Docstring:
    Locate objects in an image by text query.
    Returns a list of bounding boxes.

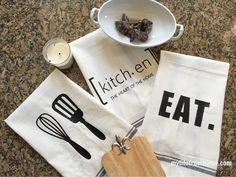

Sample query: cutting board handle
[102,136,166,177]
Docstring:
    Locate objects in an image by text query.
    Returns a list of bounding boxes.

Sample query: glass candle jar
[43,39,74,69]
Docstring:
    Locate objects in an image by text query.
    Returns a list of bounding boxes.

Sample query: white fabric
[70,29,159,127]
[140,51,229,177]
[5,69,135,177]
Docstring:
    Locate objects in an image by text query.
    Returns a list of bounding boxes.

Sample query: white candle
[43,39,74,69]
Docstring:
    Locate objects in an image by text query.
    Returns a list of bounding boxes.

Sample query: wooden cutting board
[102,136,166,177]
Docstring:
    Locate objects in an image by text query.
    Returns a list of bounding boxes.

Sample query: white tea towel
[5,69,136,177]
[70,29,159,127]
[140,51,230,177]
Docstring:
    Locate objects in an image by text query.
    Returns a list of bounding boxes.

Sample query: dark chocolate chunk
[115,14,153,43]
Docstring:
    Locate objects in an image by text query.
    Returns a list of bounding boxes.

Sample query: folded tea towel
[140,51,230,177]
[5,69,136,177]
[70,29,159,127]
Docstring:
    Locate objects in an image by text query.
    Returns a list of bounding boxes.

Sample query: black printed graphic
[208,124,215,130]
[159,91,174,118]
[89,77,108,105]
[52,93,106,140]
[172,96,190,124]
[145,48,160,64]
[158,90,213,131]
[89,48,159,105]
[36,113,91,159]
[194,99,210,127]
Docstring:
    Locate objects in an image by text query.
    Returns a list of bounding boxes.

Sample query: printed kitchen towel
[5,69,136,177]
[140,51,229,177]
[70,29,159,127]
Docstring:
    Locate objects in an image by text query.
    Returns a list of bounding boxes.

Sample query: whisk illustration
[52,93,106,140]
[36,113,91,159]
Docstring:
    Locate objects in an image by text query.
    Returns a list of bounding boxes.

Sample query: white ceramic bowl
[90,0,184,48]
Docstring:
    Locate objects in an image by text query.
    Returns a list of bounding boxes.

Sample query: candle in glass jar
[43,39,74,69]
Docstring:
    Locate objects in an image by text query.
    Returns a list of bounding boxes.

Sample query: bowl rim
[97,0,177,48]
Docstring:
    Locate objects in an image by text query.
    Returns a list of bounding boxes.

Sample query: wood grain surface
[102,136,166,177]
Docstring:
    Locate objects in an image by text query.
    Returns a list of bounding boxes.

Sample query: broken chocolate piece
[115,14,153,43]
